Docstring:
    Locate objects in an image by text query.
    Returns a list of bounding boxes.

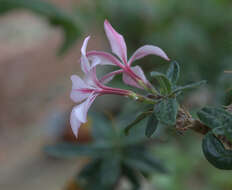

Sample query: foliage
[202,133,232,170]
[0,0,82,54]
[125,61,205,137]
[197,107,232,169]
[198,106,232,141]
[45,113,167,190]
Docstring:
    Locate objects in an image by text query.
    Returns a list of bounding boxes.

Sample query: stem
[176,107,232,149]
[128,91,158,104]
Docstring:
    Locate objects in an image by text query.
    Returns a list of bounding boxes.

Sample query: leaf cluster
[197,107,232,169]
[125,61,206,138]
[45,113,167,190]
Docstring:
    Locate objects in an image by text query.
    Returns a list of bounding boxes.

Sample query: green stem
[128,92,158,104]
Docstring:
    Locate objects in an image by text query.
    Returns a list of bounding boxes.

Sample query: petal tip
[81,36,91,56]
[104,19,110,26]
[70,75,76,81]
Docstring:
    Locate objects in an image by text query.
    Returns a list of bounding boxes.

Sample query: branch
[175,107,232,149]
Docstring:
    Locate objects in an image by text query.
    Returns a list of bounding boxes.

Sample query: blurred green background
[0,0,232,190]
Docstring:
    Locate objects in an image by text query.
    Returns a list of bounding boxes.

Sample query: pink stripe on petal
[70,92,97,138]
[123,73,142,89]
[100,69,123,84]
[71,93,97,124]
[87,51,124,68]
[128,45,170,66]
[104,20,127,64]
[123,66,148,89]
[70,90,89,103]
[89,67,106,89]
[70,75,90,102]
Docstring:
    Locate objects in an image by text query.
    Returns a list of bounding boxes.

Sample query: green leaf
[78,159,101,180]
[44,143,110,158]
[166,61,180,85]
[124,148,167,174]
[154,98,178,126]
[122,164,141,190]
[124,111,152,135]
[0,0,81,54]
[78,159,105,190]
[100,156,121,187]
[145,113,159,138]
[197,107,232,141]
[151,71,172,95]
[172,80,207,94]
[202,133,232,170]
[197,107,232,129]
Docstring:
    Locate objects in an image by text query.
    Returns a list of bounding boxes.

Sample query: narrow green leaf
[124,148,167,174]
[0,0,81,54]
[145,113,159,138]
[44,143,110,158]
[78,159,101,180]
[154,98,178,126]
[100,156,120,187]
[78,159,105,190]
[124,111,152,135]
[172,80,207,94]
[151,71,172,95]
[122,165,141,190]
[202,133,232,170]
[166,61,180,85]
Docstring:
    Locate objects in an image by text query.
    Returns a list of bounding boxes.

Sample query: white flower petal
[81,36,91,73]
[104,20,127,63]
[128,45,170,65]
[100,69,123,84]
[81,36,90,56]
[70,75,90,103]
[72,93,97,123]
[87,51,121,67]
[71,75,88,89]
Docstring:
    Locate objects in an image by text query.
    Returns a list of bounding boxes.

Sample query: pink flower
[70,66,130,138]
[86,20,170,89]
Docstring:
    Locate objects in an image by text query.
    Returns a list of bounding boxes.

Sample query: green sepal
[166,61,180,85]
[145,113,159,138]
[202,133,232,170]
[154,98,178,126]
